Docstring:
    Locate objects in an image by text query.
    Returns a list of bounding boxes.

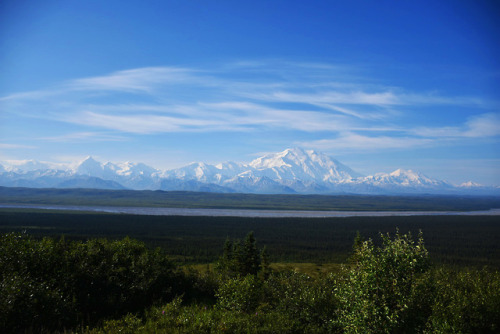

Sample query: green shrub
[264,271,340,333]
[0,233,77,332]
[428,268,500,333]
[66,236,180,321]
[216,274,263,313]
[336,230,433,333]
[0,232,183,332]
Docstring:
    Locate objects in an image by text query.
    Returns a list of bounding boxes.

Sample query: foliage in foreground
[93,231,500,334]
[0,233,188,332]
[1,231,500,333]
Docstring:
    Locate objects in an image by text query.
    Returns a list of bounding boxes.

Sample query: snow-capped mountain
[248,148,363,183]
[350,169,453,194]
[0,148,498,195]
[3,160,54,172]
[459,181,483,188]
[0,157,162,190]
[162,148,363,193]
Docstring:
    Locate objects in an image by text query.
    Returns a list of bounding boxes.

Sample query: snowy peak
[389,169,446,186]
[250,147,313,169]
[215,161,246,173]
[5,160,53,172]
[164,162,218,181]
[114,162,159,177]
[459,181,483,188]
[363,168,449,188]
[389,169,427,183]
[249,147,362,182]
[1,148,496,194]
[75,158,159,179]
[76,157,104,177]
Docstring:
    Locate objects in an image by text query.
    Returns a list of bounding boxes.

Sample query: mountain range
[1,148,498,195]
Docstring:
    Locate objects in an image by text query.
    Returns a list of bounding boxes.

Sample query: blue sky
[1,0,499,185]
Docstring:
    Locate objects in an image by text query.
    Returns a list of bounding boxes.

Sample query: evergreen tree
[215,232,265,278]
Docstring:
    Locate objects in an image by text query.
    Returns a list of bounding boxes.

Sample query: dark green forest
[1,209,499,267]
[1,230,499,333]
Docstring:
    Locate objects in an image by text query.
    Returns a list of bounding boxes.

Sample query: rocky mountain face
[0,148,497,195]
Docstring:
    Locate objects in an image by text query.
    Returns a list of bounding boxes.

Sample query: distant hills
[1,148,498,195]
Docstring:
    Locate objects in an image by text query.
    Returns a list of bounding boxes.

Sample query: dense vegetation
[2,186,499,211]
[1,209,499,267]
[1,231,499,333]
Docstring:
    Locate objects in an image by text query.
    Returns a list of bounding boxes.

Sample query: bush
[336,230,433,333]
[216,274,263,313]
[264,271,341,333]
[0,233,77,332]
[67,236,180,321]
[0,232,182,332]
[428,268,500,333]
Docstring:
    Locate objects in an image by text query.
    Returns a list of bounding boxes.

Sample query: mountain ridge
[1,148,498,195]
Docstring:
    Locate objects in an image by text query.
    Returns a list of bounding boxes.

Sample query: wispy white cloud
[412,112,500,138]
[0,143,37,149]
[300,132,433,152]
[464,113,500,137]
[69,66,202,93]
[61,102,354,134]
[41,132,127,142]
[0,89,62,102]
[1,62,496,152]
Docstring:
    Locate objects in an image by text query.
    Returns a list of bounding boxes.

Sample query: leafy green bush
[0,232,183,332]
[428,268,500,333]
[66,236,180,321]
[264,271,341,333]
[93,297,298,334]
[216,274,263,313]
[0,233,77,332]
[336,230,433,333]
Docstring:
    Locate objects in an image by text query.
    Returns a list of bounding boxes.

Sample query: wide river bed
[1,204,500,218]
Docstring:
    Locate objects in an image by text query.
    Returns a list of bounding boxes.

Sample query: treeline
[1,210,500,267]
[2,231,500,333]
[2,186,499,211]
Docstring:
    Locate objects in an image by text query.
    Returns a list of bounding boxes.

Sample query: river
[1,204,499,218]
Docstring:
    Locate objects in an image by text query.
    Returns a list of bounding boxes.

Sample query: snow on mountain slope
[163,161,248,184]
[348,169,454,194]
[115,162,159,177]
[0,148,496,194]
[163,147,363,193]
[76,157,105,177]
[222,175,296,194]
[163,162,223,183]
[4,160,54,172]
[73,157,161,189]
[459,181,483,188]
[363,169,449,187]
[249,147,363,183]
